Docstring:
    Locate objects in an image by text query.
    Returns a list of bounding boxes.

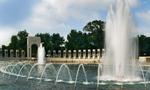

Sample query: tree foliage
[4,30,28,50]
[139,35,150,56]
[9,35,18,49]
[83,20,105,49]
[17,30,28,50]
[36,33,64,51]
[66,30,90,49]
[36,33,52,51]
[51,33,64,50]
[2,20,150,56]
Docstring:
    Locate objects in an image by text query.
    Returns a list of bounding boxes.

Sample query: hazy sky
[0,0,149,47]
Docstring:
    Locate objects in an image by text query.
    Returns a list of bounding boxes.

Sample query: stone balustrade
[2,49,102,59]
[47,49,102,59]
[21,50,26,58]
[2,49,26,58]
[4,50,8,57]
[10,49,14,57]
[46,49,102,63]
[0,48,149,64]
[1,49,102,63]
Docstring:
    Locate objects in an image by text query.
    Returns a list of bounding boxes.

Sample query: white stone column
[4,49,8,57]
[97,49,101,59]
[10,49,14,57]
[87,49,91,59]
[63,50,66,58]
[21,50,25,58]
[58,50,61,57]
[73,50,77,59]
[83,50,86,59]
[92,49,96,59]
[53,50,56,57]
[78,50,82,59]
[16,50,19,57]
[68,50,72,58]
[102,49,105,57]
[47,50,51,57]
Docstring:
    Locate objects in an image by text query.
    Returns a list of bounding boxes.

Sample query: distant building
[27,36,41,58]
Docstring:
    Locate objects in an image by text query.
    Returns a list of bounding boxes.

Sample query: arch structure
[27,36,41,58]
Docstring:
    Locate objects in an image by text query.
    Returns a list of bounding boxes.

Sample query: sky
[0,0,150,47]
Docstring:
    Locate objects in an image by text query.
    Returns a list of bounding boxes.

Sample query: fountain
[1,0,150,90]
[38,43,45,64]
[100,0,141,82]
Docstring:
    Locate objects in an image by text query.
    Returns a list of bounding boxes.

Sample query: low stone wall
[0,48,104,64]
[139,56,150,63]
[45,49,102,64]
[1,49,26,58]
[47,57,100,64]
[0,57,27,61]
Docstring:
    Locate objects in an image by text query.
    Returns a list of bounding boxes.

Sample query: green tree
[2,45,7,56]
[139,35,150,56]
[66,30,90,49]
[51,33,64,50]
[83,20,105,50]
[9,35,18,49]
[36,33,52,51]
[3,30,28,51]
[17,30,28,50]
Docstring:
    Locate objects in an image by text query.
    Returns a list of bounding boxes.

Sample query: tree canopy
[2,20,150,56]
[83,20,105,49]
[36,33,52,51]
[66,30,90,50]
[4,30,28,50]
[51,33,64,50]
[138,35,150,56]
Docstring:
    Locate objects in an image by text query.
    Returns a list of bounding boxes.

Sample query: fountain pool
[0,0,150,90]
[1,63,150,90]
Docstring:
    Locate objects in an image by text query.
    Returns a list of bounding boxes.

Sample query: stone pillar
[27,47,31,58]
[10,49,14,57]
[92,49,96,59]
[58,50,61,57]
[68,50,72,58]
[16,50,19,57]
[53,50,56,57]
[47,50,51,57]
[63,50,66,58]
[102,49,105,57]
[83,50,86,59]
[78,50,82,59]
[87,49,91,59]
[73,50,77,59]
[4,49,8,57]
[97,49,101,59]
[21,50,25,58]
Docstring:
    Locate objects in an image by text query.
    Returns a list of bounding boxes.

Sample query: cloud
[136,10,150,36]
[137,10,150,21]
[22,0,139,35]
[0,27,17,47]
[21,0,106,38]
[0,0,141,46]
[137,26,150,36]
